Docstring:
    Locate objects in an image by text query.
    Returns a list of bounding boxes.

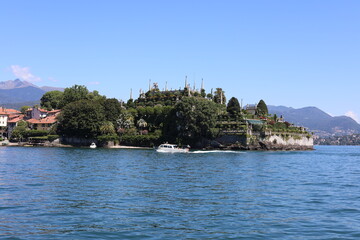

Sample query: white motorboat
[90,142,97,148]
[156,143,190,153]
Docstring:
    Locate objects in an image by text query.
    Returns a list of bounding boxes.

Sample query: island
[0,80,313,150]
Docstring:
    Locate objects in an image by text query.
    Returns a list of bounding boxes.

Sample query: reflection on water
[0,146,360,239]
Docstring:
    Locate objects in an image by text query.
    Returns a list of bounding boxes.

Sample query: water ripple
[0,146,360,239]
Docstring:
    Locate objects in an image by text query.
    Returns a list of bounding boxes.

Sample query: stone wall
[211,133,313,151]
[60,137,97,146]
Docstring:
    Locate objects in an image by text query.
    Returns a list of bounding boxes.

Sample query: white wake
[190,150,245,154]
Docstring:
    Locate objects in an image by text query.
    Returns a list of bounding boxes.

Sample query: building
[0,108,9,127]
[27,116,57,131]
[25,107,48,120]
[7,115,25,139]
[245,104,257,115]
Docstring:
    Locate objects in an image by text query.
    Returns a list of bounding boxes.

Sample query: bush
[0,137,3,141]
[24,130,48,138]
[47,135,60,142]
[120,134,161,147]
[29,136,48,141]
[97,134,119,143]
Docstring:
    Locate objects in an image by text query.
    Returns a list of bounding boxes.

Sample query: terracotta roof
[8,115,24,123]
[27,116,57,124]
[5,109,21,114]
[48,109,61,114]
[26,107,48,113]
[0,107,9,115]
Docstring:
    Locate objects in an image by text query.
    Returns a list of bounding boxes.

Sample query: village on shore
[0,79,313,150]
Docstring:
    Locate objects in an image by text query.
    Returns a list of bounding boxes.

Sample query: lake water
[1,146,360,239]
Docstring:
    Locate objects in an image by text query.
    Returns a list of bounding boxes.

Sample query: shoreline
[1,141,313,151]
[1,141,152,150]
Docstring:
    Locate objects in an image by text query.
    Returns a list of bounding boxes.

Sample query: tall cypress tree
[227,97,241,115]
[257,99,268,116]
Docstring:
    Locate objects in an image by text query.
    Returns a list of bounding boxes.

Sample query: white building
[0,108,9,127]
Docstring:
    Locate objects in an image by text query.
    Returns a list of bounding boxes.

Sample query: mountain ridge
[0,79,63,110]
[268,105,360,137]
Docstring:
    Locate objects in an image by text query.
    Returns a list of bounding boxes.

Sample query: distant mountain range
[268,105,360,137]
[0,79,64,109]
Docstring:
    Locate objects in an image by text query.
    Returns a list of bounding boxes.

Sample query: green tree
[103,98,122,125]
[57,99,106,138]
[10,120,28,141]
[137,118,148,134]
[58,85,89,108]
[88,90,106,103]
[227,97,241,115]
[20,106,31,114]
[40,90,64,110]
[99,121,116,135]
[213,88,226,105]
[169,97,219,144]
[257,99,268,116]
[116,110,135,130]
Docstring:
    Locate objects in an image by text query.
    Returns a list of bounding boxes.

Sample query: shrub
[120,134,161,147]
[47,135,60,142]
[97,134,119,143]
[24,130,49,138]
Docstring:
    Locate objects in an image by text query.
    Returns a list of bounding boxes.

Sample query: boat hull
[156,148,189,153]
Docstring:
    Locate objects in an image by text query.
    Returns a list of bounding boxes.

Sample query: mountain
[268,105,360,137]
[0,79,64,110]
[0,79,37,89]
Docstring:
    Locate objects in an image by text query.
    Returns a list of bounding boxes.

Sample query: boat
[90,142,97,148]
[156,143,190,153]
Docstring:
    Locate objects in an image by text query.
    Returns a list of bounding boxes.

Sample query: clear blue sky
[1,1,359,121]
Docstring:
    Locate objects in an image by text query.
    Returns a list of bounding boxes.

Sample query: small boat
[90,142,97,148]
[156,143,190,153]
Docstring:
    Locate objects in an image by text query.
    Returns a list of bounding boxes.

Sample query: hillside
[0,79,63,110]
[268,105,360,136]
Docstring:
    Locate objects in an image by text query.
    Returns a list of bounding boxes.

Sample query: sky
[0,1,359,122]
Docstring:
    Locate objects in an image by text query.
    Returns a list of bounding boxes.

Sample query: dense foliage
[40,91,64,110]
[35,83,308,148]
[257,99,268,116]
[167,97,220,144]
[57,99,106,138]
[227,97,241,115]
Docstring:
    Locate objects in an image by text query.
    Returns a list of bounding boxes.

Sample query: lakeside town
[0,80,313,150]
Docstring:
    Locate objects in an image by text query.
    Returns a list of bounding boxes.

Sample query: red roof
[26,107,48,113]
[27,116,57,124]
[5,108,20,114]
[8,115,24,123]
[48,109,61,114]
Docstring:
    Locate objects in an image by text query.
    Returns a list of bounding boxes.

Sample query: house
[7,115,25,139]
[27,116,57,131]
[0,107,22,138]
[25,107,48,120]
[0,107,9,127]
[245,104,257,115]
[47,109,61,117]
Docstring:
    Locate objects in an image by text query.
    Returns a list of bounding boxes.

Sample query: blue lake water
[1,146,360,239]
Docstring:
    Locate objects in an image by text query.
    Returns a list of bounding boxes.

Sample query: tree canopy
[103,98,122,126]
[213,88,226,105]
[257,99,268,116]
[58,85,89,109]
[57,99,106,138]
[227,97,241,115]
[170,97,219,144]
[40,90,64,110]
